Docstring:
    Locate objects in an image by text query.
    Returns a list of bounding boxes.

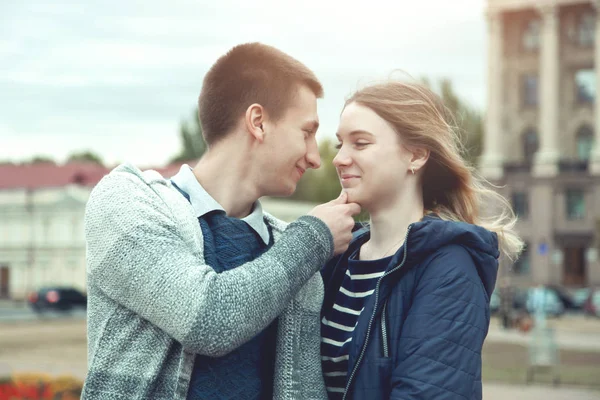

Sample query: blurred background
[1,0,600,398]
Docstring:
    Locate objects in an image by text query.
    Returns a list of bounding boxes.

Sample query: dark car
[511,287,529,310]
[545,284,581,312]
[583,288,600,318]
[523,285,582,317]
[27,287,87,312]
[573,287,592,308]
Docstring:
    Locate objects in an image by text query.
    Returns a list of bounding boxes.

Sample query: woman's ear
[410,147,430,173]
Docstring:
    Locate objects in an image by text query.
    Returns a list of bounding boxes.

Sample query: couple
[82,43,522,400]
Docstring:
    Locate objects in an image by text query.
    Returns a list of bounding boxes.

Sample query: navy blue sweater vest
[172,183,277,400]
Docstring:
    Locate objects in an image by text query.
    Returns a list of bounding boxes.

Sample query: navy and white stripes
[321,251,391,399]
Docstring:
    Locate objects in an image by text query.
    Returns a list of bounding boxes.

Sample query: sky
[2,0,487,167]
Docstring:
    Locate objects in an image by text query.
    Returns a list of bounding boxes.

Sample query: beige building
[0,162,317,300]
[482,0,600,287]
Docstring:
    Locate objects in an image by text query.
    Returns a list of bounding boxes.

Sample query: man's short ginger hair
[198,42,324,145]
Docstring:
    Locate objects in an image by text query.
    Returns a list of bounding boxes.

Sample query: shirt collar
[170,165,270,244]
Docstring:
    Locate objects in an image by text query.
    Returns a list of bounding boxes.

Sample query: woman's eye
[355,142,369,148]
[335,143,342,150]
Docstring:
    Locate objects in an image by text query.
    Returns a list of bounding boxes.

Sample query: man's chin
[267,183,296,198]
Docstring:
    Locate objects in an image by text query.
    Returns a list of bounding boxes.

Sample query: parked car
[583,287,600,318]
[573,287,592,308]
[545,284,581,312]
[489,287,529,314]
[525,287,565,317]
[489,290,500,314]
[512,287,529,310]
[27,287,87,312]
[522,284,585,317]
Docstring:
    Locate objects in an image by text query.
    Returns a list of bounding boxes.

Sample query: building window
[576,125,594,160]
[575,69,596,103]
[577,13,595,47]
[72,216,81,241]
[566,189,585,220]
[514,243,530,275]
[523,19,541,51]
[522,74,539,107]
[512,192,529,219]
[43,218,51,241]
[68,258,78,270]
[523,129,539,162]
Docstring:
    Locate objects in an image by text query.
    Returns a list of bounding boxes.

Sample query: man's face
[259,85,321,196]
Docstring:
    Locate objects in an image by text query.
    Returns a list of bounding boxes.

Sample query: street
[483,382,600,400]
[486,314,600,351]
[0,319,87,380]
[0,302,85,323]
[1,318,600,399]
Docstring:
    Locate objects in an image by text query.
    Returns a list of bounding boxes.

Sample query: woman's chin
[344,188,363,206]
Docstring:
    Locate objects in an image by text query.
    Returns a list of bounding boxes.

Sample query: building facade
[483,0,600,287]
[0,162,317,300]
[0,163,108,300]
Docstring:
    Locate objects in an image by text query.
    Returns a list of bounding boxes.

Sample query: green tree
[292,139,340,203]
[171,108,207,163]
[438,79,483,166]
[28,156,55,164]
[67,150,104,166]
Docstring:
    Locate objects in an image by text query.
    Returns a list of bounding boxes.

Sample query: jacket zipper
[381,301,389,358]
[342,224,412,400]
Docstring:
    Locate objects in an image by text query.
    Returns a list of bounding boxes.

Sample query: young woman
[320,81,523,400]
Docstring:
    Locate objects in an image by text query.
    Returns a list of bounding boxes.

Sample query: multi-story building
[0,163,109,300]
[482,0,600,287]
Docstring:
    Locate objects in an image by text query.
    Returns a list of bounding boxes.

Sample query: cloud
[1,0,487,166]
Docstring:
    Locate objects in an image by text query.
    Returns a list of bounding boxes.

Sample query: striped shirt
[321,249,391,399]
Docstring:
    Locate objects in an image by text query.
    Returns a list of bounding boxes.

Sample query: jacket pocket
[351,357,393,400]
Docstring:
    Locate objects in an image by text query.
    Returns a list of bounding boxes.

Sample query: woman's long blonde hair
[347,80,524,261]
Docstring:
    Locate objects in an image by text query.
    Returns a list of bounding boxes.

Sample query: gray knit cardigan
[81,163,331,399]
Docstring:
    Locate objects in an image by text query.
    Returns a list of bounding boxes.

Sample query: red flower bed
[0,374,82,400]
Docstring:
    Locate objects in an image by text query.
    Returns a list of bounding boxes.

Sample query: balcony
[504,162,532,174]
[487,0,587,12]
[503,160,589,175]
[558,160,588,173]
[487,0,536,11]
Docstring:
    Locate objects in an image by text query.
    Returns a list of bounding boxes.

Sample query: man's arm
[85,172,333,357]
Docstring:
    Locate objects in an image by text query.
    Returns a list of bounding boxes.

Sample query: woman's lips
[340,174,360,184]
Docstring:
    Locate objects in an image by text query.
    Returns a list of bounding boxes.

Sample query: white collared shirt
[170,165,270,245]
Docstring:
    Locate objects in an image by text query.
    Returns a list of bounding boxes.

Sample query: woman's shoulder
[320,253,343,283]
[322,224,369,267]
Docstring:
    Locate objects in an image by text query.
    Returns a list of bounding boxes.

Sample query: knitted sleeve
[84,171,333,357]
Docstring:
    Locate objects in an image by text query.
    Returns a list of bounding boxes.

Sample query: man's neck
[192,147,260,219]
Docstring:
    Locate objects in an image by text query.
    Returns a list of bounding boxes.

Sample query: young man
[82,43,360,400]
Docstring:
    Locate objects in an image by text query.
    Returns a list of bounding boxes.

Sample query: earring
[411,165,415,175]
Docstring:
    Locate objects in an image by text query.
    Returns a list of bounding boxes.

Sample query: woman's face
[334,102,414,210]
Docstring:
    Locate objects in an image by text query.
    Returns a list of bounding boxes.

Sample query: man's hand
[308,191,361,255]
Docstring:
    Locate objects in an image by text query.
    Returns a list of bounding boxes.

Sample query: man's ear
[245,104,266,143]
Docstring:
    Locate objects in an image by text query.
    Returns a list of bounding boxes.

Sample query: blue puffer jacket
[321,215,499,400]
